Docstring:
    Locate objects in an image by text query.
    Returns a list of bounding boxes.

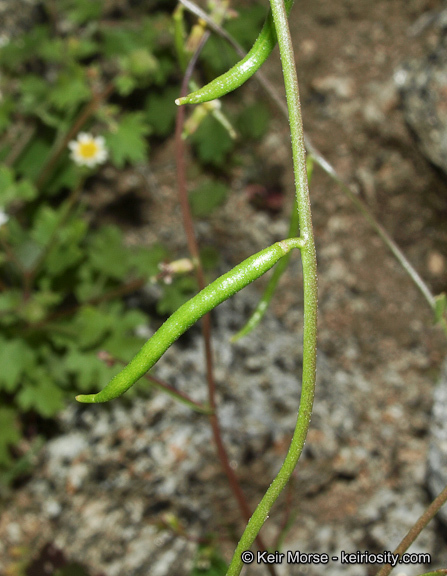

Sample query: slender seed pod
[76,239,303,404]
[175,0,295,107]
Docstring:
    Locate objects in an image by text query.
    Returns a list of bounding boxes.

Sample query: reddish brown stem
[175,34,277,576]
[375,483,447,576]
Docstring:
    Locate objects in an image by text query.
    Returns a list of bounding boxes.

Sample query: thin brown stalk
[175,29,277,576]
[375,483,447,576]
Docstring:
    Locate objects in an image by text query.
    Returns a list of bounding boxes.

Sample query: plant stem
[183,0,438,321]
[226,0,318,573]
[375,483,447,576]
[175,29,277,575]
[96,352,213,414]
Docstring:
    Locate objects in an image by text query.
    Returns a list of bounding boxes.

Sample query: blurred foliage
[191,543,228,576]
[0,0,272,484]
[189,179,228,217]
[0,0,181,474]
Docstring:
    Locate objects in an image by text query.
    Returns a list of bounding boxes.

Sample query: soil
[1,1,447,575]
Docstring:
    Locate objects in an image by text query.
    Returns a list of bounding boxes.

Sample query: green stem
[226,0,318,574]
[182,0,441,332]
[76,238,304,404]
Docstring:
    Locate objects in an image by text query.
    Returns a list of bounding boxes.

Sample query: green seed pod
[175,0,295,106]
[76,239,303,404]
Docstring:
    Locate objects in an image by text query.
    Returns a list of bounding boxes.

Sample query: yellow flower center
[79,141,98,159]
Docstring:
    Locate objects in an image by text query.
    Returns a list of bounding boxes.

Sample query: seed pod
[76,239,302,403]
[176,0,295,106]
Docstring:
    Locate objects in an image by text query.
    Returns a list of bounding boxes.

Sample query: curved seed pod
[175,0,295,106]
[76,239,303,404]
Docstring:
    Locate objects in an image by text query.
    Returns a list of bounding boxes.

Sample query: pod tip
[75,394,96,404]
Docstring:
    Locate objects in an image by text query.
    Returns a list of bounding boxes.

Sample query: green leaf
[66,0,104,24]
[49,65,91,111]
[157,276,197,316]
[17,376,65,417]
[237,102,270,140]
[145,86,179,137]
[43,218,87,276]
[19,75,49,112]
[0,408,21,467]
[0,166,37,206]
[191,544,228,576]
[0,339,36,393]
[0,290,22,325]
[105,113,150,168]
[102,308,149,360]
[31,205,60,246]
[189,180,228,217]
[130,243,168,279]
[16,178,38,202]
[200,246,220,271]
[17,290,62,324]
[0,25,50,71]
[114,74,138,97]
[103,332,147,363]
[15,137,52,180]
[37,36,66,64]
[65,348,118,392]
[120,48,158,78]
[191,116,233,166]
[225,5,267,50]
[74,266,107,302]
[87,225,129,279]
[67,37,98,60]
[14,239,43,271]
[151,55,175,86]
[100,28,140,58]
[0,97,14,135]
[46,162,82,196]
[72,306,114,349]
[199,36,237,79]
[45,244,84,276]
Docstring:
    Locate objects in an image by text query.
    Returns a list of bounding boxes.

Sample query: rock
[311,75,356,100]
[0,0,41,43]
[396,12,447,175]
[0,275,444,575]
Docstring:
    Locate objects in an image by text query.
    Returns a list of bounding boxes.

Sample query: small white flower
[68,132,108,168]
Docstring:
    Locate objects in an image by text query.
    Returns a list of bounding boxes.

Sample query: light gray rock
[396,11,447,175]
[0,279,444,575]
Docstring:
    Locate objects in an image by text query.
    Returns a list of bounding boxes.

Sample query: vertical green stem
[226,1,318,574]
